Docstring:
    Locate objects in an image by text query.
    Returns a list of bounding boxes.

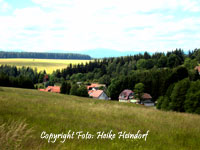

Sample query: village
[38,65,200,107]
[39,77,155,107]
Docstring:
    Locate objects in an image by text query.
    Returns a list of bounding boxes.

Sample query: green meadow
[0,87,200,150]
[0,59,91,74]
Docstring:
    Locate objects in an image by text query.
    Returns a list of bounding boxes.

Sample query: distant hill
[80,48,147,58]
[49,49,147,58]
[0,51,91,60]
[0,49,151,59]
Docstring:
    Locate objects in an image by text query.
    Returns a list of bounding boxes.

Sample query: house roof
[39,86,60,93]
[50,86,60,93]
[88,90,94,95]
[119,89,134,100]
[142,93,152,99]
[39,89,46,91]
[195,66,200,72]
[87,83,105,90]
[90,90,103,98]
[46,86,53,92]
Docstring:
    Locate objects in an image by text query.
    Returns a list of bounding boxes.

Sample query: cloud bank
[0,0,200,52]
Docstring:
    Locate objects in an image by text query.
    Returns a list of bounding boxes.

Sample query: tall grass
[0,119,42,150]
[0,87,200,149]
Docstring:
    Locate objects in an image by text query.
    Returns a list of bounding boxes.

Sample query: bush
[70,84,79,95]
[77,85,89,97]
[170,78,190,112]
[69,84,89,97]
[156,96,170,110]
[184,80,200,114]
[156,96,164,109]
[161,97,170,110]
[60,81,71,94]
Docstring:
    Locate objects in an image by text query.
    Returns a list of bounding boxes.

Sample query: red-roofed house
[89,90,109,100]
[195,66,200,75]
[39,86,60,93]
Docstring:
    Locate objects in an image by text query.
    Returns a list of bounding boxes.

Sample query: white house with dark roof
[119,89,154,106]
[118,89,139,103]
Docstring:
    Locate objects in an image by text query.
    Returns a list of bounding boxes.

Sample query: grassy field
[0,87,200,150]
[0,58,91,73]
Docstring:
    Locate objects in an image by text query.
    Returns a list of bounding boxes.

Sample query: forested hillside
[52,48,200,114]
[0,51,91,60]
[1,48,200,114]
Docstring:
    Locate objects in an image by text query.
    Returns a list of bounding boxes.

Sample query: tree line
[0,65,49,89]
[0,51,91,60]
[54,49,198,80]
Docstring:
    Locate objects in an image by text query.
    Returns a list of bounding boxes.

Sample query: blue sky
[0,0,200,53]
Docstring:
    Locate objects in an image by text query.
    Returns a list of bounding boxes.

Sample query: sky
[0,0,200,53]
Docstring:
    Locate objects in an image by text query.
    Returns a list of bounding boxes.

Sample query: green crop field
[0,87,200,150]
[0,58,91,73]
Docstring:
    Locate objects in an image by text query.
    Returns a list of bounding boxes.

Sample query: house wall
[130,99,139,103]
[141,100,155,107]
[144,103,155,107]
[99,92,109,100]
[119,99,129,103]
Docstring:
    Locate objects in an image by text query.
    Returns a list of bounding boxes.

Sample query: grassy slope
[0,87,200,150]
[0,59,91,73]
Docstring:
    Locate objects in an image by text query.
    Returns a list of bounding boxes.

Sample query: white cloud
[31,0,200,13]
[32,0,73,8]
[0,0,200,52]
[0,0,10,12]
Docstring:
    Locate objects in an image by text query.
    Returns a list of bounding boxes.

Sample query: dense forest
[0,48,200,114]
[52,48,200,114]
[0,51,91,60]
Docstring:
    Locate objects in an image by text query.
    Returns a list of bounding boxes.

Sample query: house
[195,66,200,75]
[89,90,109,100]
[118,89,139,103]
[39,86,60,93]
[87,83,106,90]
[140,93,154,106]
[142,93,152,100]
[119,90,154,106]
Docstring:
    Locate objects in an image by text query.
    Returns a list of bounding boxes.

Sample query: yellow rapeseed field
[0,58,91,73]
